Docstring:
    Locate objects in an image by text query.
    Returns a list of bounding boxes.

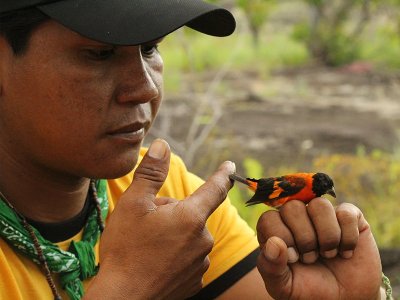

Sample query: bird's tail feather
[229,173,252,186]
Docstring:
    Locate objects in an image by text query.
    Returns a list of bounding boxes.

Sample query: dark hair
[0,8,49,55]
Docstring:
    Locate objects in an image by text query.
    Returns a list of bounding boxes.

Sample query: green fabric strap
[0,180,109,300]
[382,272,393,300]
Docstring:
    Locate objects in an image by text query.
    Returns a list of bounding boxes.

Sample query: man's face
[0,20,164,179]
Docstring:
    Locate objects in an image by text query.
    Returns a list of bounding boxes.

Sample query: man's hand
[85,139,235,299]
[256,199,382,300]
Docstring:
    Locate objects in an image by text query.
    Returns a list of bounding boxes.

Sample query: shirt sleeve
[187,249,260,300]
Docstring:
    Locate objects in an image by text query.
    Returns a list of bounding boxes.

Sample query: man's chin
[106,159,139,179]
[87,152,140,180]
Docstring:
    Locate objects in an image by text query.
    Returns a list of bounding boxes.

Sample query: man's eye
[141,44,159,56]
[86,48,115,60]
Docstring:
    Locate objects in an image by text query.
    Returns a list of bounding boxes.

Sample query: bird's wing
[271,175,306,199]
[245,177,275,205]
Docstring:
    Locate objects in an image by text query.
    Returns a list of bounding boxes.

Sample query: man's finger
[307,198,341,258]
[121,139,171,211]
[281,200,319,263]
[256,210,299,263]
[257,210,294,245]
[185,161,235,220]
[335,203,367,257]
[257,236,293,299]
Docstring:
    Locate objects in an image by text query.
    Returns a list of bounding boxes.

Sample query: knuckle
[203,256,211,273]
[297,236,317,253]
[320,231,341,249]
[256,210,278,232]
[280,200,305,216]
[280,200,308,222]
[256,212,268,232]
[340,235,358,251]
[256,211,294,245]
[308,197,333,214]
[200,230,214,254]
[285,199,306,210]
[175,204,206,233]
[135,164,168,183]
[336,208,356,226]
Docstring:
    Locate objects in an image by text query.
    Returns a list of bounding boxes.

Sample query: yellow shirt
[0,149,258,299]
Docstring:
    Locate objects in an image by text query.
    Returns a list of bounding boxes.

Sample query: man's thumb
[257,237,293,299]
[123,139,171,209]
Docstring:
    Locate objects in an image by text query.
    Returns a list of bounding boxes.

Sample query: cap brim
[37,0,236,45]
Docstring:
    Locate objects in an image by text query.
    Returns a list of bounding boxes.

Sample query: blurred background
[147,0,400,294]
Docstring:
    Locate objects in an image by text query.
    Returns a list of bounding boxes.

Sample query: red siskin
[229,172,336,208]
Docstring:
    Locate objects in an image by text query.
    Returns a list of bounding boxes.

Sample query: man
[0,0,384,299]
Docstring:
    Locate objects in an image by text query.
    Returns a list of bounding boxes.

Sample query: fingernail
[323,249,338,258]
[228,161,236,174]
[341,250,353,259]
[148,139,168,159]
[222,161,236,174]
[264,238,280,261]
[287,247,299,264]
[302,251,318,264]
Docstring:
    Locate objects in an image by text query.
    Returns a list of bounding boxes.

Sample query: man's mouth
[107,122,148,142]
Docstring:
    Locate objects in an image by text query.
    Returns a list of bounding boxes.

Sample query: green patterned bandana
[0,180,109,300]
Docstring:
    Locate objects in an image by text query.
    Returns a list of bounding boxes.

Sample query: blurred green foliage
[161,29,309,91]
[160,0,400,87]
[314,149,400,248]
[236,0,275,46]
[360,24,400,69]
[229,150,400,248]
[294,0,371,66]
[291,21,361,66]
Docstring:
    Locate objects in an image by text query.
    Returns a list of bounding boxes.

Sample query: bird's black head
[312,173,336,198]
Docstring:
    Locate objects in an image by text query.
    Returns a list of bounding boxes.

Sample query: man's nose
[115,52,160,104]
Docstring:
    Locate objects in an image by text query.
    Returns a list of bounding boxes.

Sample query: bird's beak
[326,187,336,198]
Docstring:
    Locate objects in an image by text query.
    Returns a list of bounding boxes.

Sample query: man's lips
[107,122,149,140]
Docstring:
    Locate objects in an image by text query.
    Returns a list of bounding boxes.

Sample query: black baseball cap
[0,0,236,45]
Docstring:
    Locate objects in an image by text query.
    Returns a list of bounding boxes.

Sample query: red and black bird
[229,172,336,208]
